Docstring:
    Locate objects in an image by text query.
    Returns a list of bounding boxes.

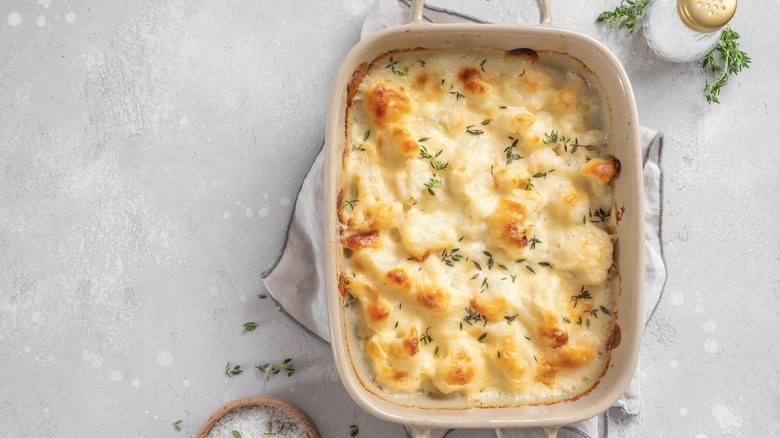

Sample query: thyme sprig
[703,25,751,104]
[350,425,360,437]
[256,358,295,381]
[243,322,259,332]
[505,137,522,165]
[418,144,449,196]
[173,420,183,431]
[344,292,357,308]
[595,0,649,33]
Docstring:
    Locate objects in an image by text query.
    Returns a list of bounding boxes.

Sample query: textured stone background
[1,0,777,437]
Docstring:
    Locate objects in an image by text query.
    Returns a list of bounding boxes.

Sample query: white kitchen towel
[262,1,666,436]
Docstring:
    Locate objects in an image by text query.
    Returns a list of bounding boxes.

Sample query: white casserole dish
[323,1,644,436]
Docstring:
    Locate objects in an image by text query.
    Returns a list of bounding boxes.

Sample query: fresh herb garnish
[256,358,295,381]
[173,420,183,431]
[258,294,267,299]
[243,322,259,332]
[477,332,488,343]
[351,143,366,152]
[441,248,463,266]
[344,292,357,308]
[529,236,542,249]
[703,25,751,104]
[418,144,449,196]
[538,262,553,269]
[464,306,488,326]
[419,327,434,345]
[595,0,649,33]
[465,125,484,135]
[590,207,612,223]
[562,315,571,324]
[225,362,243,378]
[571,286,593,308]
[543,130,559,145]
[264,421,285,436]
[386,56,406,76]
[480,59,487,72]
[449,90,465,100]
[504,314,519,323]
[232,431,242,438]
[504,137,522,165]
[342,199,359,211]
[350,424,360,437]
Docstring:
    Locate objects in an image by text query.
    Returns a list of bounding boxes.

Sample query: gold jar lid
[677,0,737,33]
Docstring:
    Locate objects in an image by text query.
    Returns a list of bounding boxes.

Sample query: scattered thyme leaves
[441,248,463,266]
[420,327,434,345]
[256,358,295,381]
[243,322,259,332]
[225,362,243,378]
[342,199,359,211]
[570,286,593,308]
[344,292,357,308]
[504,314,519,323]
[464,306,488,326]
[385,56,406,76]
[350,424,360,437]
[173,420,182,431]
[264,420,285,436]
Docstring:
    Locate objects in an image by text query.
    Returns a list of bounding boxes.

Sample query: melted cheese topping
[339,48,620,406]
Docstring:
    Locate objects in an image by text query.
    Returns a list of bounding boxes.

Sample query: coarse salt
[207,405,308,438]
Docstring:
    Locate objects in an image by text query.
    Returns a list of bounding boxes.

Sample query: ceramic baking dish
[323,1,644,436]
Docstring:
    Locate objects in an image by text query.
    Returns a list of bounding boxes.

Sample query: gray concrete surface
[1,0,777,437]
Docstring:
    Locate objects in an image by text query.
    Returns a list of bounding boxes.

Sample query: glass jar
[643,0,737,63]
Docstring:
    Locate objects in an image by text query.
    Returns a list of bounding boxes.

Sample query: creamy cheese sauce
[339,48,620,406]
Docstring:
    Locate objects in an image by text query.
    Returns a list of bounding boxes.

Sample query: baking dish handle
[409,0,552,25]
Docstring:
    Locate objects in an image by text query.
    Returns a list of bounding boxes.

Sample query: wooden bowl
[197,395,321,438]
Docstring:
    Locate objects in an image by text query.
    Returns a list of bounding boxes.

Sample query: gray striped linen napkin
[262,1,666,436]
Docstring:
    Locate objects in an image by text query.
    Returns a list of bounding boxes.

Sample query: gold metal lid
[677,0,737,33]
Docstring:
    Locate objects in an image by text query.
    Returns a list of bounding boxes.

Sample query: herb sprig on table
[596,1,750,103]
[702,25,751,103]
[596,0,650,33]
[256,358,295,381]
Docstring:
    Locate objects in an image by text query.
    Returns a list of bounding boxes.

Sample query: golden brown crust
[341,230,380,250]
[457,67,490,94]
[582,156,621,183]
